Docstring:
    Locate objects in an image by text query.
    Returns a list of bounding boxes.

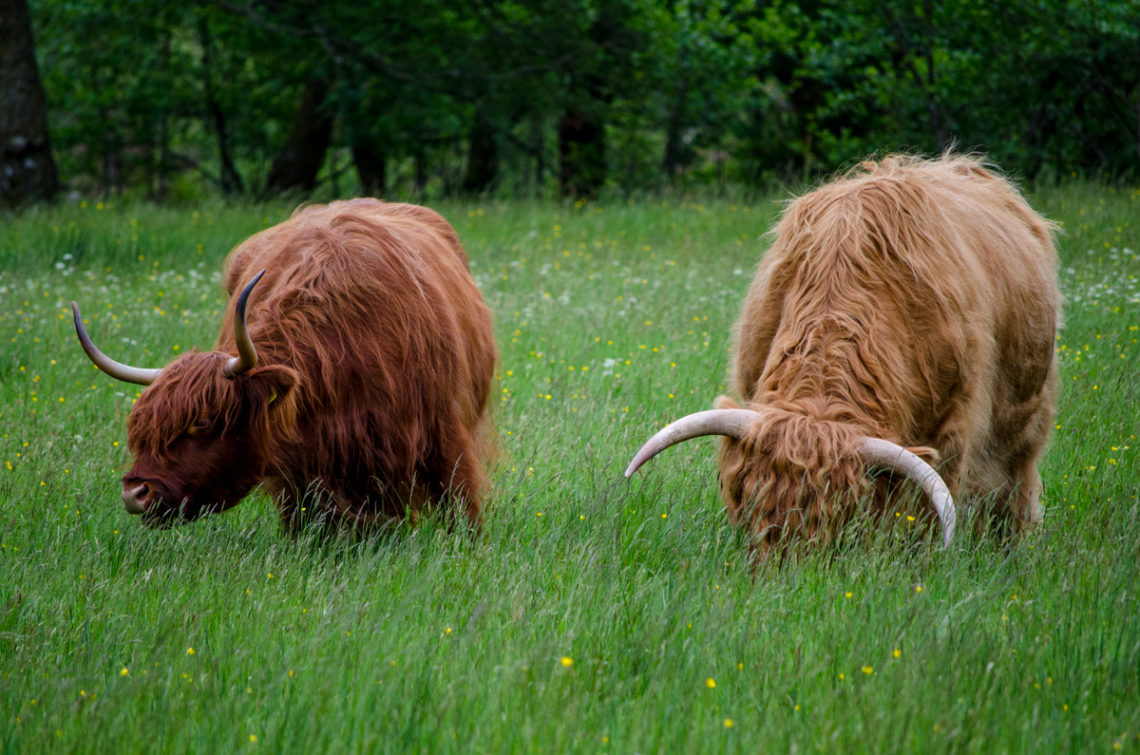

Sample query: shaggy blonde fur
[719,154,1060,552]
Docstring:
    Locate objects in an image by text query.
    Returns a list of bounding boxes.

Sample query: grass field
[1,183,1138,753]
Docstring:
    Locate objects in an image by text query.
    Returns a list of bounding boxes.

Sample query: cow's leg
[434,434,487,528]
[273,481,346,536]
[1002,433,1048,532]
[1012,465,1045,529]
[449,451,486,528]
[273,488,304,536]
[999,369,1056,533]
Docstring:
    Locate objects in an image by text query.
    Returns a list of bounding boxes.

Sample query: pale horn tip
[70,300,162,385]
[624,409,761,480]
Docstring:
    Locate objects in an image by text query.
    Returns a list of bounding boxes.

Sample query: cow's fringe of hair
[716,401,942,554]
[128,352,300,465]
[717,402,869,550]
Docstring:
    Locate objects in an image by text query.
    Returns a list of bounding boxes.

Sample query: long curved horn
[860,437,956,546]
[223,269,265,377]
[624,408,762,478]
[71,302,163,385]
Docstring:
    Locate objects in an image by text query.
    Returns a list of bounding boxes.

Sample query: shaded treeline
[17,0,1140,203]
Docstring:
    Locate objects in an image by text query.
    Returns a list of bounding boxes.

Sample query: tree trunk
[461,107,499,196]
[352,139,387,197]
[265,77,333,195]
[0,0,59,208]
[662,90,691,180]
[200,17,243,195]
[558,108,605,198]
[413,148,428,195]
[530,113,545,192]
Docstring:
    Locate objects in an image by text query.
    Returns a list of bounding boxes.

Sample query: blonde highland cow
[627,154,1061,555]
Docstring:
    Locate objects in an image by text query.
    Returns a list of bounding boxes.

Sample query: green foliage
[1,189,1138,750]
[26,0,1140,200]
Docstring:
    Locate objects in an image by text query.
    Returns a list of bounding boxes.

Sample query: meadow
[1,183,1137,753]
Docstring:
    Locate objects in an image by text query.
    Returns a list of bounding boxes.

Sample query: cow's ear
[714,395,740,410]
[246,364,299,411]
[243,365,300,455]
[906,444,941,467]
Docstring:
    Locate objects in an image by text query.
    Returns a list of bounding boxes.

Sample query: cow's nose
[121,482,151,514]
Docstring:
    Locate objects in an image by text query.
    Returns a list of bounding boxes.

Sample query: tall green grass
[1,188,1137,753]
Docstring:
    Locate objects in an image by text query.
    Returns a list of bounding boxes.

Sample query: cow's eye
[186,419,212,436]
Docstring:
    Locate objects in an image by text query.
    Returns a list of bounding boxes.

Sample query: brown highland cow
[627,154,1061,553]
[73,199,497,532]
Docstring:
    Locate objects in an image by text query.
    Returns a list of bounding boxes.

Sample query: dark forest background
[4,0,1139,207]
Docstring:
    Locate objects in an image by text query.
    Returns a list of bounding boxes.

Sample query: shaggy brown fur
[718,154,1060,553]
[124,199,497,531]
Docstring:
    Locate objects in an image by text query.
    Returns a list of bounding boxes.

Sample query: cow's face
[716,428,876,555]
[121,353,298,526]
[122,430,263,526]
[626,393,953,555]
[713,397,945,554]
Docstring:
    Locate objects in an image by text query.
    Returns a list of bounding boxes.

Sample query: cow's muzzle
[121,481,152,514]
